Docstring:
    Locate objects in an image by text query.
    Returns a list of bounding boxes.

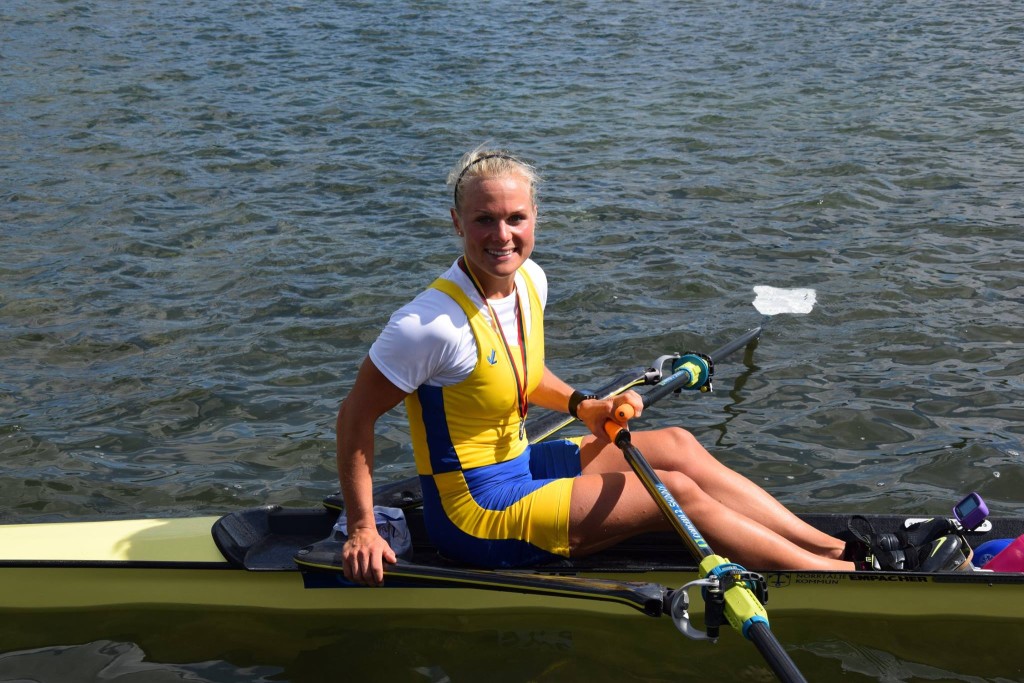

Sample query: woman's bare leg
[568,467,852,570]
[574,428,849,563]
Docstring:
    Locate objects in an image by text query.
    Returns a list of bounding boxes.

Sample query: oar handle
[603,404,636,442]
[603,420,625,442]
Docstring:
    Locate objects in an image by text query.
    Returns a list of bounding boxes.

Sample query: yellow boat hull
[2,511,1022,620]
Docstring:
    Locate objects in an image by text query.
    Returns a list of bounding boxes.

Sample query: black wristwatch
[568,390,599,419]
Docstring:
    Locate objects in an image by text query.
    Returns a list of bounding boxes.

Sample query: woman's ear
[450,207,463,236]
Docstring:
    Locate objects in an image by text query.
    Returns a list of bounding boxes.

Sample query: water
[2,0,1022,680]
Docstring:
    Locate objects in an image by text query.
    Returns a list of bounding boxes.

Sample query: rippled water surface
[2,0,1022,681]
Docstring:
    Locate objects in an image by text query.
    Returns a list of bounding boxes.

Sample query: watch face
[954,493,988,530]
[955,496,978,516]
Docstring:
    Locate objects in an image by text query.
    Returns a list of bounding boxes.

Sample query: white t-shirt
[369,259,547,393]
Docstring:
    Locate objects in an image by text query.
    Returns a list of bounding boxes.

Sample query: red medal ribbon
[457,258,529,440]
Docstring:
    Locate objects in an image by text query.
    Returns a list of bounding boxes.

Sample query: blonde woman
[337,147,861,586]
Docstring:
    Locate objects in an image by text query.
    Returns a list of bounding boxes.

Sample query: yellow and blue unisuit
[404,270,581,568]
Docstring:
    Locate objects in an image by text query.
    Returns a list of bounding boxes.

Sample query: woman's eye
[472,213,528,228]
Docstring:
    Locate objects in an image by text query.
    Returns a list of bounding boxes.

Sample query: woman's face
[451,174,536,298]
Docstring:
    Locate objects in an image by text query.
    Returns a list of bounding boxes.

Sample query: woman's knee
[657,469,702,500]
[639,426,699,449]
[664,425,699,447]
[636,427,708,468]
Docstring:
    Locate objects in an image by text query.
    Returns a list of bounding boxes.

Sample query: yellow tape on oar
[699,555,770,639]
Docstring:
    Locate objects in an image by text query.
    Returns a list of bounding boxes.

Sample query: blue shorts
[527,437,585,479]
[420,438,584,568]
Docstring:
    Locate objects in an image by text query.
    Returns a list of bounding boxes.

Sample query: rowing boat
[3,318,1021,683]
[2,476,1022,621]
[2,323,1022,625]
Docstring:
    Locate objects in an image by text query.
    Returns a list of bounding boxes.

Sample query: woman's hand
[576,390,644,439]
[342,526,398,586]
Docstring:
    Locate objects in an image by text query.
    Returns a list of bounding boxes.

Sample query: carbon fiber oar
[600,322,810,682]
[639,325,762,407]
[604,409,806,683]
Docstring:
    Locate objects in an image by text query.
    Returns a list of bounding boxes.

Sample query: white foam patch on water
[752,286,817,315]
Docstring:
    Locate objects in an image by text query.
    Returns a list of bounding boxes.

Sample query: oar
[531,323,764,442]
[296,550,671,616]
[597,288,819,683]
[537,285,814,433]
[599,287,817,681]
[604,408,807,683]
[638,324,761,408]
[325,326,763,514]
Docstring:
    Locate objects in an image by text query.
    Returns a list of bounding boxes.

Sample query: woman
[338,147,858,586]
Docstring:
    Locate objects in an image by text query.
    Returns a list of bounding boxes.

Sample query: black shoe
[848,516,911,570]
[915,534,973,572]
[895,517,960,547]
[848,516,962,571]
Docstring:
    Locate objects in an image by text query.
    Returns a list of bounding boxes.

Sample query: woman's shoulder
[371,282,474,392]
[388,286,469,335]
[521,257,545,281]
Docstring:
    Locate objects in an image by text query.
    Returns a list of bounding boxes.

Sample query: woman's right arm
[336,356,409,586]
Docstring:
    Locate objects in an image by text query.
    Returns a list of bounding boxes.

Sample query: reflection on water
[1,608,1020,683]
[0,640,281,683]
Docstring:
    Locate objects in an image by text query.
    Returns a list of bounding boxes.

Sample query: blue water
[2,1,1022,680]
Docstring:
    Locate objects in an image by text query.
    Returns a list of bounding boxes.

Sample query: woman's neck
[458,257,516,299]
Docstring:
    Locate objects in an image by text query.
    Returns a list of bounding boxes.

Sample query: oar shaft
[607,420,806,683]
[707,324,763,362]
[604,419,713,561]
[536,326,761,441]
[748,622,808,683]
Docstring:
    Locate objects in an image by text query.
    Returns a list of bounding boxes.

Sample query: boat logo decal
[767,573,844,587]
